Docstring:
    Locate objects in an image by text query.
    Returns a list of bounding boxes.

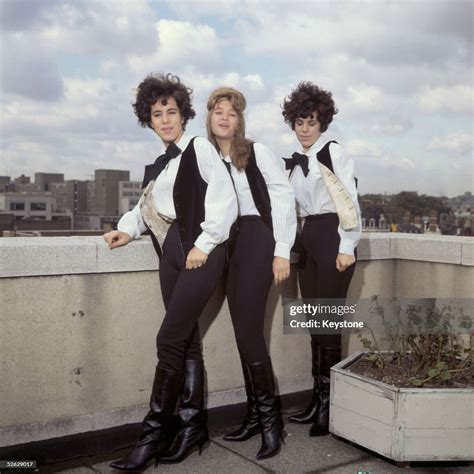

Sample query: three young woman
[206,87,296,459]
[282,82,360,436]
[104,74,237,470]
[105,74,359,469]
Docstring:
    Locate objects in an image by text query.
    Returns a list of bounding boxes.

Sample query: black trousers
[226,216,275,363]
[157,222,227,372]
[298,213,356,348]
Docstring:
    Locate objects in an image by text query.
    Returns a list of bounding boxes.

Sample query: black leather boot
[289,339,320,423]
[110,365,181,471]
[159,359,209,463]
[309,346,341,437]
[247,359,284,460]
[223,355,260,442]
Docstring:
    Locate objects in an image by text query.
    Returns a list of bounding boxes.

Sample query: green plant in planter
[357,296,473,388]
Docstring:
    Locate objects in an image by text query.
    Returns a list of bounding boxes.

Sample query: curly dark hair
[132,73,196,129]
[282,82,338,132]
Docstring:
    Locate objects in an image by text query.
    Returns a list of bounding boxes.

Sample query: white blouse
[117,134,238,255]
[288,134,361,255]
[223,142,296,260]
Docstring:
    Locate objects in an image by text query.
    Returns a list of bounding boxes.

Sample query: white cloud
[419,85,474,113]
[346,84,385,112]
[235,1,471,68]
[370,115,413,136]
[37,0,157,56]
[64,78,113,101]
[128,20,220,75]
[346,139,382,159]
[428,132,473,155]
[165,0,241,19]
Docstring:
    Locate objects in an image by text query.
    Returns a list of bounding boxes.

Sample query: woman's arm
[254,143,296,283]
[254,143,297,260]
[193,137,238,255]
[117,201,148,241]
[103,201,147,249]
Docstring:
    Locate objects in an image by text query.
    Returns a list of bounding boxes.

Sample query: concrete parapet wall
[0,233,472,447]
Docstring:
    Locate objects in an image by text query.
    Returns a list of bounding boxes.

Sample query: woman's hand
[186,246,208,269]
[273,256,290,285]
[336,253,356,272]
[103,230,132,249]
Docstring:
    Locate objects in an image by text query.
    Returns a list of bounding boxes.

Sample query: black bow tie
[283,152,310,177]
[155,142,182,166]
[141,142,182,188]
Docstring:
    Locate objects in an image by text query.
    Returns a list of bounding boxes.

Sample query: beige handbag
[317,161,358,230]
[139,180,171,248]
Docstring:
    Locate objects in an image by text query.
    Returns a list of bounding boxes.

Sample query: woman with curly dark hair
[282,82,360,436]
[206,87,296,460]
[104,73,237,470]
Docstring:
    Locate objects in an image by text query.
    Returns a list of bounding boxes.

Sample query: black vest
[316,140,358,188]
[316,140,337,172]
[141,138,208,259]
[244,144,273,231]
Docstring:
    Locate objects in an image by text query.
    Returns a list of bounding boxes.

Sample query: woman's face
[210,99,239,142]
[294,112,321,151]
[150,97,184,145]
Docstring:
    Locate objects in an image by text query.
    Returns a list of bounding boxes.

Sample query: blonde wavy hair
[206,87,252,170]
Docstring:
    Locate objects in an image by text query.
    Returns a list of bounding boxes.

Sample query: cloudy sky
[0,0,472,196]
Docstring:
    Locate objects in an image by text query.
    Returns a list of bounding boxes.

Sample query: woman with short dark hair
[282,81,361,436]
[206,87,296,460]
[104,73,237,470]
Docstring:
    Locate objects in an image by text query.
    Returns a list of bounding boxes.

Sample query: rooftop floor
[36,418,472,474]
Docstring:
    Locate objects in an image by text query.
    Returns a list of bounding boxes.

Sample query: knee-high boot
[289,338,320,423]
[223,355,260,441]
[110,365,182,471]
[247,359,284,460]
[309,346,341,437]
[159,359,209,463]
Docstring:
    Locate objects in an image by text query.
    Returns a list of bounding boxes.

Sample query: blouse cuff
[194,232,217,255]
[338,240,355,256]
[117,223,141,241]
[274,241,290,260]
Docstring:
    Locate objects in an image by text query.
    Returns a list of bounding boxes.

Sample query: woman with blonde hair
[206,87,296,459]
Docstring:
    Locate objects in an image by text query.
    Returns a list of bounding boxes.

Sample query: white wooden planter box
[329,351,474,462]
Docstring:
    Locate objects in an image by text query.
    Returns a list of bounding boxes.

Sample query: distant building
[0,191,72,234]
[73,213,121,231]
[444,192,474,213]
[35,172,64,191]
[86,180,95,213]
[428,209,440,234]
[94,170,130,215]
[49,183,68,211]
[15,174,30,184]
[396,223,422,234]
[118,181,142,215]
[0,176,11,192]
[69,180,88,213]
[49,180,88,213]
[360,200,389,232]
[1,175,41,193]
[378,213,388,230]
[0,192,54,220]
[454,211,473,236]
[0,213,15,233]
[13,182,41,193]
